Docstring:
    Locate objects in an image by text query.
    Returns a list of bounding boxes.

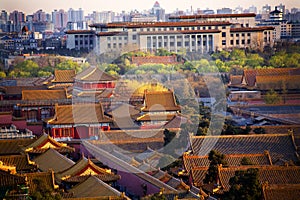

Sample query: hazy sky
[1,0,300,14]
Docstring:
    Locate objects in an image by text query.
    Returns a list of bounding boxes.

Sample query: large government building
[66,13,274,54]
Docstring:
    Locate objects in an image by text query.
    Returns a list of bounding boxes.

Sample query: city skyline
[1,0,300,14]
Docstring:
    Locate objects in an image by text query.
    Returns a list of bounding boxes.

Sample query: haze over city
[2,0,300,13]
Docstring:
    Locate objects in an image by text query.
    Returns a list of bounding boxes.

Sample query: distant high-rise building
[33,9,47,22]
[276,3,286,16]
[151,1,165,22]
[52,9,68,30]
[0,10,8,24]
[9,10,25,32]
[68,8,84,23]
[261,4,271,14]
[9,10,25,25]
[261,4,271,20]
[233,6,243,14]
[217,8,232,14]
[248,5,257,14]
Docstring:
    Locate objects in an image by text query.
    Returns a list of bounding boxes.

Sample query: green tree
[31,179,61,200]
[264,89,281,104]
[56,59,82,72]
[163,129,176,146]
[223,168,262,200]
[9,60,39,77]
[240,157,254,165]
[253,127,266,134]
[0,71,6,78]
[203,150,227,184]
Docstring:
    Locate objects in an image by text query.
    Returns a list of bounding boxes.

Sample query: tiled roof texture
[191,166,300,191]
[191,134,299,164]
[24,134,73,151]
[183,153,272,173]
[256,75,300,90]
[218,166,300,192]
[63,174,120,183]
[33,148,75,173]
[0,170,26,187]
[98,129,164,142]
[3,85,47,95]
[137,113,176,121]
[0,154,37,172]
[75,66,117,82]
[66,176,124,198]
[52,69,76,83]
[262,184,300,200]
[0,138,36,155]
[47,103,112,125]
[229,75,243,85]
[142,90,180,112]
[56,157,114,181]
[23,171,58,193]
[243,68,294,87]
[22,89,68,100]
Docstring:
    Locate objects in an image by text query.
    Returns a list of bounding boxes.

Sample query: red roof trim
[230,26,274,32]
[169,13,256,19]
[90,21,232,28]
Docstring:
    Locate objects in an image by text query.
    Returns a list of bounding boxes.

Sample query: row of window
[222,39,252,46]
[130,25,225,32]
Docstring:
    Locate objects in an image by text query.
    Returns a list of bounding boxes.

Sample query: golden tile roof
[56,157,114,181]
[75,66,118,82]
[22,89,68,100]
[33,148,75,173]
[52,69,76,83]
[66,176,125,199]
[141,90,180,112]
[46,103,112,125]
[0,154,37,172]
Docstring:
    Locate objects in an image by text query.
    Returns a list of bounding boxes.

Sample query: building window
[222,26,226,29]
[132,28,136,32]
[203,27,206,30]
[140,28,144,31]
[246,23,249,27]
[242,33,245,37]
[147,28,150,31]
[247,33,251,37]
[208,26,211,29]
[236,33,239,37]
[242,40,245,44]
[222,40,226,45]
[132,35,137,40]
[236,40,239,45]
[113,37,116,40]
[177,27,182,30]
[222,32,226,37]
[230,40,234,45]
[247,39,251,44]
[177,41,182,46]
[119,37,122,40]
[119,43,122,48]
[185,41,189,46]
[107,43,111,48]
